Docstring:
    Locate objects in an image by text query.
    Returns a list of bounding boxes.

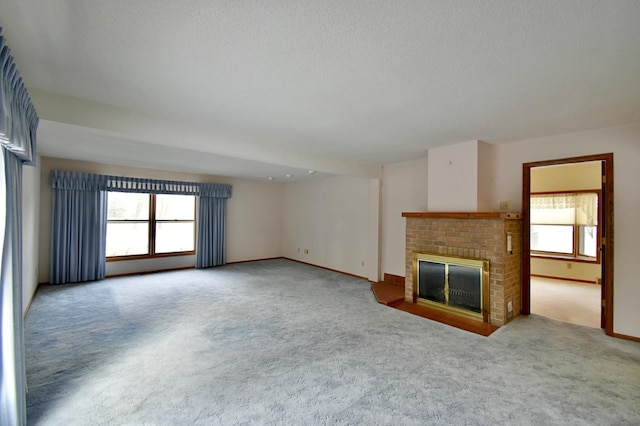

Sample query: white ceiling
[1,1,639,181]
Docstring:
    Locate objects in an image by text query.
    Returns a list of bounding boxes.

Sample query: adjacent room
[1,1,639,424]
[529,161,603,329]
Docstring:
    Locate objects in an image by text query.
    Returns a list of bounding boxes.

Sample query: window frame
[106,192,196,261]
[530,190,601,264]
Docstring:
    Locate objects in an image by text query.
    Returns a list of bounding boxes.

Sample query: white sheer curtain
[530,193,598,225]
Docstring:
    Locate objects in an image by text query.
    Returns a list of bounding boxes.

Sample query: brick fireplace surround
[403,212,522,326]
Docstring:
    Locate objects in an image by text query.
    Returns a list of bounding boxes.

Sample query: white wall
[427,140,494,212]
[22,160,41,314]
[226,178,283,263]
[282,176,375,280]
[531,258,600,283]
[477,140,495,211]
[427,140,479,211]
[530,161,602,192]
[380,158,429,277]
[38,157,283,281]
[493,123,640,337]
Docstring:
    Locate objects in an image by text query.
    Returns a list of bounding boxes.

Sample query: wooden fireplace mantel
[401,211,522,220]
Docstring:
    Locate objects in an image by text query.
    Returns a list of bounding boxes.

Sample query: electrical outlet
[499,201,509,210]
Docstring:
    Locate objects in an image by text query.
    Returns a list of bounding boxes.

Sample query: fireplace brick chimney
[403,212,522,326]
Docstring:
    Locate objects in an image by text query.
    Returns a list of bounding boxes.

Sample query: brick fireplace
[403,212,522,326]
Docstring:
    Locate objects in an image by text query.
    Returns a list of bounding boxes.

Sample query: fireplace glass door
[414,253,489,321]
[448,265,481,313]
[418,261,446,304]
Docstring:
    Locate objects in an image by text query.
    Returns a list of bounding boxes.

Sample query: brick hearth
[402,212,522,326]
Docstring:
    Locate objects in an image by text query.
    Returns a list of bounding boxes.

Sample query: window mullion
[149,193,156,256]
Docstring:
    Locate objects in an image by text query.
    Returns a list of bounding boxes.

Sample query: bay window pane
[530,224,574,254]
[579,225,598,257]
[156,222,195,253]
[106,223,149,256]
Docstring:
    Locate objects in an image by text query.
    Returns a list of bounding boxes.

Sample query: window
[530,224,574,254]
[155,194,196,254]
[530,192,599,261]
[579,225,598,257]
[106,192,195,259]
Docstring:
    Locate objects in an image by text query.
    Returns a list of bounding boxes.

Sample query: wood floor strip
[371,281,498,337]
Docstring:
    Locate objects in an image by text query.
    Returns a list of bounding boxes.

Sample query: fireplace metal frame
[412,252,490,323]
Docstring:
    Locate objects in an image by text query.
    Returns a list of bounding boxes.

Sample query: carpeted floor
[531,277,601,328]
[24,259,640,425]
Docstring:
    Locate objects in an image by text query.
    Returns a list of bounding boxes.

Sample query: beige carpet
[530,276,601,329]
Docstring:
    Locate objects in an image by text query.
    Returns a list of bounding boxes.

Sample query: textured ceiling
[1,1,639,180]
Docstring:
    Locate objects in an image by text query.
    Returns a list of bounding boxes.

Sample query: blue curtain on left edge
[1,27,39,426]
[50,171,108,284]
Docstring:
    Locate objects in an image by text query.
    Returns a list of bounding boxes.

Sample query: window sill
[531,253,599,264]
[107,251,196,262]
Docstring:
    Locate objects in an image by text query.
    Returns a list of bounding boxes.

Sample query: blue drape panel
[195,183,231,268]
[196,196,227,268]
[1,27,37,426]
[0,150,27,426]
[50,171,108,284]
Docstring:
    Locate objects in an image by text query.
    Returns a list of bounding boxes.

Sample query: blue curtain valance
[51,170,232,198]
[0,29,39,165]
[106,176,200,195]
[51,170,108,191]
[200,183,232,198]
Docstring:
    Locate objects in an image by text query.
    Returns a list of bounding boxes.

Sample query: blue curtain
[50,171,108,284]
[1,151,27,426]
[50,172,233,273]
[1,27,38,426]
[196,184,231,268]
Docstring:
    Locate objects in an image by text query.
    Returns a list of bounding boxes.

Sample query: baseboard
[284,258,368,281]
[612,332,640,343]
[23,283,41,318]
[227,257,283,265]
[530,274,598,284]
[383,273,405,286]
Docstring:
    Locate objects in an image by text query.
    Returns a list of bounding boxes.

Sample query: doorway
[521,153,614,335]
